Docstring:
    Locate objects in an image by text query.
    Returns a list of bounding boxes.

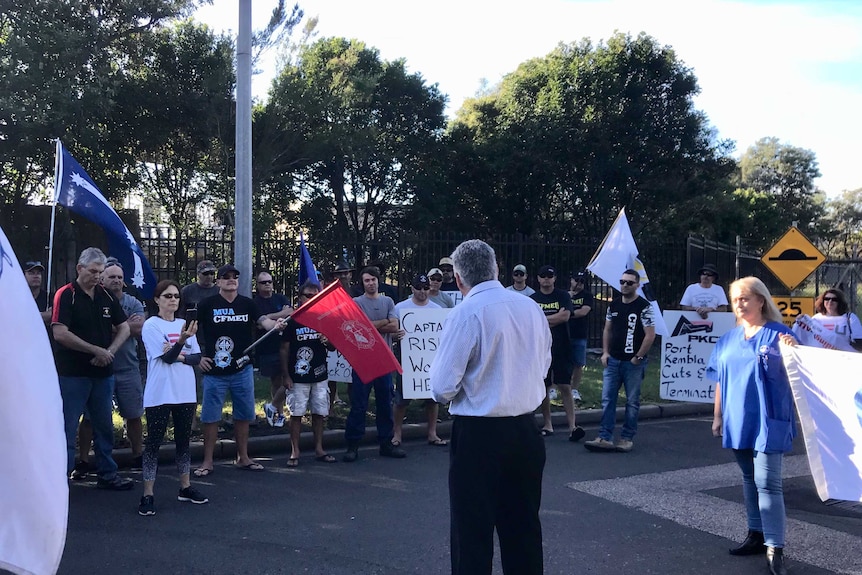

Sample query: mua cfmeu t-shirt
[196,294,263,375]
[141,316,200,407]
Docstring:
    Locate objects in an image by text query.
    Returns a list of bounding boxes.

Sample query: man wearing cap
[343,266,405,462]
[254,270,293,428]
[332,260,354,292]
[427,267,454,308]
[531,265,583,441]
[507,264,535,296]
[193,264,287,475]
[567,271,594,402]
[430,240,551,575]
[680,263,728,319]
[181,260,220,313]
[392,274,447,447]
[24,260,51,325]
[438,257,461,305]
[51,247,133,490]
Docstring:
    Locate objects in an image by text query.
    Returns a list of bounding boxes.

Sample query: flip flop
[540,429,554,437]
[235,462,265,471]
[315,454,337,463]
[428,438,448,446]
[193,467,214,477]
[287,458,299,467]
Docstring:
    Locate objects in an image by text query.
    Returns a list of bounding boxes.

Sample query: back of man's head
[451,240,497,290]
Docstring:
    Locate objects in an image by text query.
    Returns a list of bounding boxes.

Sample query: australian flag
[298,232,320,288]
[54,141,157,297]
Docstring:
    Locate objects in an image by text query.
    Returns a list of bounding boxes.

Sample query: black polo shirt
[52,280,127,378]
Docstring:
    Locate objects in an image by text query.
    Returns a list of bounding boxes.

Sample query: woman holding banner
[707,277,796,575]
[804,289,862,352]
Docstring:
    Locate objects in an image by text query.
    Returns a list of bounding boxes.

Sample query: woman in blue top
[707,277,797,575]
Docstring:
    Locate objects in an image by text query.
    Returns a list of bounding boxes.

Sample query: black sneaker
[70,461,90,481]
[138,495,155,516]
[569,426,586,443]
[343,448,359,463]
[96,475,134,491]
[177,486,209,504]
[379,444,407,459]
[130,455,143,471]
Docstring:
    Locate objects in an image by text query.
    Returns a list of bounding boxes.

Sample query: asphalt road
[57,414,861,575]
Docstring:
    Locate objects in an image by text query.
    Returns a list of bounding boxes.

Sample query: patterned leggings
[143,403,196,482]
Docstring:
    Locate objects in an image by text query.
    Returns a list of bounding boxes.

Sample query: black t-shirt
[35,289,49,312]
[606,296,654,360]
[197,293,262,375]
[568,289,594,340]
[281,318,328,383]
[440,281,458,292]
[253,293,290,356]
[530,288,573,349]
[52,281,127,378]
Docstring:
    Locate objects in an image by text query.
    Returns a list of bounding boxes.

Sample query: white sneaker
[273,413,286,428]
[571,389,582,401]
[264,403,276,427]
[548,388,559,400]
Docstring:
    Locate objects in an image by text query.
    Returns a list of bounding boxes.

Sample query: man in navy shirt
[253,270,292,427]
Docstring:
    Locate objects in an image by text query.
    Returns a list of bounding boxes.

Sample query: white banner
[792,314,858,352]
[0,227,68,575]
[399,307,451,399]
[327,350,353,383]
[660,311,737,403]
[781,344,862,502]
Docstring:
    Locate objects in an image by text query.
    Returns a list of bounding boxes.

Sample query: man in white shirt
[506,263,535,296]
[431,240,551,575]
[680,263,728,319]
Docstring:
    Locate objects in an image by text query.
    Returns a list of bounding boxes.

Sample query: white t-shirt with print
[680,283,728,309]
[141,316,201,407]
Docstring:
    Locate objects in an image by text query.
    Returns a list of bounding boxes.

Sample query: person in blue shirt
[706,276,797,575]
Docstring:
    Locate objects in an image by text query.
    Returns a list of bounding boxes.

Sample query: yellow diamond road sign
[761,227,826,291]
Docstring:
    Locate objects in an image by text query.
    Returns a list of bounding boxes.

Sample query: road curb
[112,401,714,467]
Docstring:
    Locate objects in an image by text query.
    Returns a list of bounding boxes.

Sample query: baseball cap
[439,257,454,267]
[427,267,443,278]
[218,264,240,278]
[24,261,44,271]
[411,274,431,289]
[538,265,556,277]
[513,264,527,274]
[197,260,216,274]
[573,269,588,281]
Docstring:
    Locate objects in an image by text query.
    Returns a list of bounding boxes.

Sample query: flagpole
[47,139,62,297]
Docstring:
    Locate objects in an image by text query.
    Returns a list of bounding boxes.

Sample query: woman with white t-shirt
[138,280,208,516]
[811,288,862,352]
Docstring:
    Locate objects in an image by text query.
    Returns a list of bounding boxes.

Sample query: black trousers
[449,413,545,575]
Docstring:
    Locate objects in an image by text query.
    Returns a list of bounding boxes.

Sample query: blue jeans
[58,376,119,479]
[345,371,394,446]
[733,449,786,548]
[599,357,645,441]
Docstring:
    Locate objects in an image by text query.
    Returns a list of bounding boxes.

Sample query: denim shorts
[201,366,255,423]
[569,338,587,368]
[113,368,144,419]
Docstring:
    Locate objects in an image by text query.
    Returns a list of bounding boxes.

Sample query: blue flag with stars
[298,232,320,288]
[54,141,157,297]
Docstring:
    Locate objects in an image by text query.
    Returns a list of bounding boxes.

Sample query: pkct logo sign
[671,316,713,337]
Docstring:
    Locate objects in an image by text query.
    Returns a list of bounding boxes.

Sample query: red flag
[291,281,402,383]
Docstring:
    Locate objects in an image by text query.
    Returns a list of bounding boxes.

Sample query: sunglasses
[413,285,431,291]
[513,271,525,276]
[700,272,716,277]
[823,296,839,302]
[161,293,181,299]
[538,274,554,279]
[201,271,216,276]
[429,276,443,281]
[619,279,637,286]
[300,292,318,298]
[221,274,239,280]
[257,280,273,284]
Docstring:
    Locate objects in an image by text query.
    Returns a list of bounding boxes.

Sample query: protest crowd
[17,221,861,575]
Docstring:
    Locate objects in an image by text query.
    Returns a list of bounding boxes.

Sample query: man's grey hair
[451,240,497,289]
[78,247,107,267]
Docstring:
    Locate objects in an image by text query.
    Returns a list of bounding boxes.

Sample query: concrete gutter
[111,402,714,466]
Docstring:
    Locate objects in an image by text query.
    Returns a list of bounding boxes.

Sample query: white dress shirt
[430,280,551,417]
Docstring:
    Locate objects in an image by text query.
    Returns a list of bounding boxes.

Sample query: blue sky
[195,0,862,196]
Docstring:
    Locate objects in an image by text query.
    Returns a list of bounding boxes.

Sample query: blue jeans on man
[598,356,646,441]
[345,371,394,446]
[58,376,119,479]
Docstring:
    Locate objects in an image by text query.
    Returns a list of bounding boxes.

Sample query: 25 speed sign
[771,297,814,328]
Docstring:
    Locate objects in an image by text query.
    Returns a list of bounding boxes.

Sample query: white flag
[587,208,669,336]
[0,226,68,575]
[781,344,862,502]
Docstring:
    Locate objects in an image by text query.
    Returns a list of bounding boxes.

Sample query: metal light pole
[235,0,253,296]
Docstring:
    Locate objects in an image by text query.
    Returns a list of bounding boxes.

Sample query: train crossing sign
[761,227,826,291]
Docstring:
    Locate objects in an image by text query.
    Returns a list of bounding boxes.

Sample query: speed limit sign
[771,297,814,328]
